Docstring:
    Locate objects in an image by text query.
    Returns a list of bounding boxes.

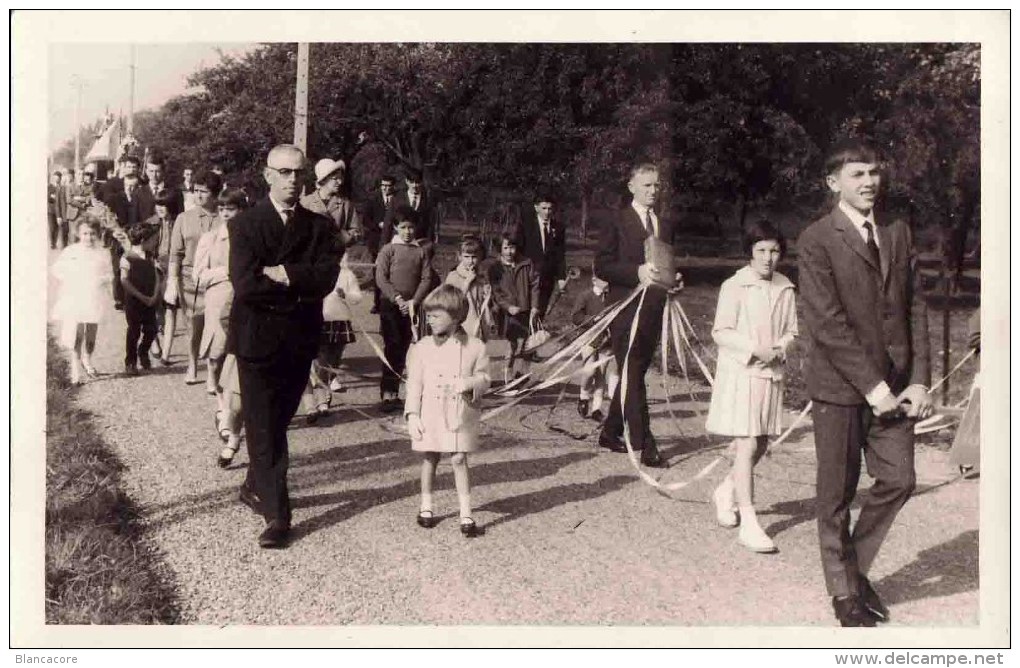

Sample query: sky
[48,42,256,153]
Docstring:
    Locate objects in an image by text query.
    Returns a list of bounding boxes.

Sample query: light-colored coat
[193,224,232,358]
[404,331,490,453]
[712,265,798,381]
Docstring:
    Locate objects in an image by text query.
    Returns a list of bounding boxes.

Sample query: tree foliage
[65,42,978,251]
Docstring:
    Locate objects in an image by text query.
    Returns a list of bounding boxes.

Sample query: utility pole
[128,45,136,135]
[73,76,83,178]
[293,43,309,153]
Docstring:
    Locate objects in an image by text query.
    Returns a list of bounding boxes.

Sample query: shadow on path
[875,530,979,605]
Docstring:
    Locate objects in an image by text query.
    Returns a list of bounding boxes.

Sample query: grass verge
[45,336,180,624]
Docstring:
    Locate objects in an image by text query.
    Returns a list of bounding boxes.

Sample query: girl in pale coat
[405,285,490,537]
[706,220,798,554]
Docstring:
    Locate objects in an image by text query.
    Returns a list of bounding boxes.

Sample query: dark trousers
[124,305,158,367]
[537,273,557,316]
[238,349,314,526]
[604,290,666,450]
[49,213,68,249]
[812,400,916,597]
[379,300,413,396]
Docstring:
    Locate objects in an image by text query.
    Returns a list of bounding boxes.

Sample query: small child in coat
[443,235,491,340]
[487,234,540,379]
[375,206,432,412]
[120,225,163,375]
[571,274,617,422]
[405,285,490,537]
[706,220,797,554]
[305,257,362,422]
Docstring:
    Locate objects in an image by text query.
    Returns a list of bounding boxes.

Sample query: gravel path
[56,254,978,627]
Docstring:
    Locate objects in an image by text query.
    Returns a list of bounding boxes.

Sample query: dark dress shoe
[589,409,605,422]
[577,399,590,418]
[239,486,262,514]
[859,577,890,623]
[832,596,878,627]
[640,446,669,468]
[258,521,290,549]
[598,430,628,453]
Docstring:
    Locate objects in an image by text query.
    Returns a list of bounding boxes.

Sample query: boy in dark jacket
[120,225,163,374]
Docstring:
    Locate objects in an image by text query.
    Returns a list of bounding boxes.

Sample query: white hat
[314,158,346,185]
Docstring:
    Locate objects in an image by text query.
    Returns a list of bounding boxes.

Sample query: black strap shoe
[832,595,878,627]
[859,577,890,623]
[641,444,669,468]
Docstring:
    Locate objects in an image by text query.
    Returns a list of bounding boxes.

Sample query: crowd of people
[50,137,937,627]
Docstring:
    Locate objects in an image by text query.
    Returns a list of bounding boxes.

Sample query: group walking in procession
[51,134,955,627]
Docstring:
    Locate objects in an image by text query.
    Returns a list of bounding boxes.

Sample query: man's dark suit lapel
[626,207,653,241]
[831,207,881,275]
[875,216,893,287]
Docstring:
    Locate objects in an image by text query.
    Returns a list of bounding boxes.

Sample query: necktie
[412,196,419,211]
[541,221,549,250]
[863,221,880,267]
[281,208,294,226]
[643,208,655,238]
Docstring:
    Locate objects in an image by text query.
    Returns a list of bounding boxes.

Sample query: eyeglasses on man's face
[268,166,307,178]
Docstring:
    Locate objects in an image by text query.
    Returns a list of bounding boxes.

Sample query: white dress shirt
[838,200,880,250]
[631,201,658,238]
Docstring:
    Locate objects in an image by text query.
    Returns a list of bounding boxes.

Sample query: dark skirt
[321,320,356,346]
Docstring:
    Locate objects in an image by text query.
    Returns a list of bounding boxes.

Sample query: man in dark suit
[594,163,679,468]
[145,155,184,220]
[363,174,397,313]
[228,144,341,549]
[383,169,437,244]
[513,193,567,315]
[798,139,932,627]
[105,156,155,309]
[48,171,66,249]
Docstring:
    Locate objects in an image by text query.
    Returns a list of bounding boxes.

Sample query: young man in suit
[384,169,436,244]
[228,144,341,549]
[145,155,184,220]
[365,174,397,313]
[798,139,932,627]
[513,193,567,316]
[594,163,679,469]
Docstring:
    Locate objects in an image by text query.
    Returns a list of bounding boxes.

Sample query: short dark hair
[119,155,142,167]
[404,168,423,184]
[629,162,659,181]
[379,174,396,185]
[67,168,75,175]
[422,284,469,325]
[127,224,157,246]
[194,169,223,195]
[392,205,419,227]
[217,187,248,209]
[146,155,166,168]
[742,219,787,259]
[52,170,62,177]
[459,235,485,258]
[499,233,518,247]
[824,138,882,176]
[153,195,171,208]
[533,192,556,206]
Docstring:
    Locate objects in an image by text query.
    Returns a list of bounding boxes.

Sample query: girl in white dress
[706,221,798,553]
[405,285,490,537]
[51,221,114,384]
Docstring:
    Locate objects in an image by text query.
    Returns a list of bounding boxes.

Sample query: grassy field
[45,337,180,624]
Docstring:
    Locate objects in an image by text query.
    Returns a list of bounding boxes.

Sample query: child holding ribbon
[706,220,798,554]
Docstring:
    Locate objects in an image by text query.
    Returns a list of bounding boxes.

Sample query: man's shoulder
[798,208,839,245]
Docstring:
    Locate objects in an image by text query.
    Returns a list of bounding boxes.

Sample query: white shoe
[738,517,778,553]
[712,480,739,528]
[330,378,346,393]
